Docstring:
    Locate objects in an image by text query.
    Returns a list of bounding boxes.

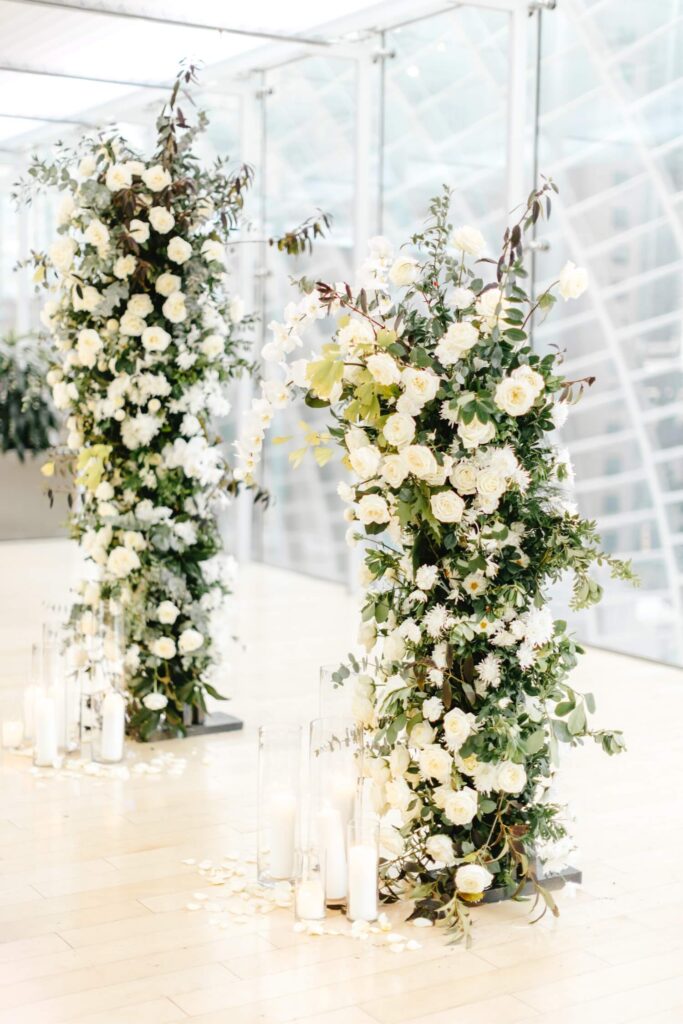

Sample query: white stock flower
[430,490,465,524]
[106,546,140,578]
[558,261,588,301]
[76,328,102,368]
[121,413,161,449]
[495,376,536,417]
[113,255,136,279]
[167,237,192,264]
[418,744,453,782]
[162,291,187,324]
[142,164,172,191]
[451,225,485,257]
[142,325,171,353]
[149,206,175,234]
[458,416,496,450]
[178,628,204,654]
[496,760,527,794]
[426,834,456,866]
[357,494,390,525]
[455,864,493,894]
[389,256,420,287]
[150,636,176,659]
[443,707,474,751]
[435,322,479,365]
[404,445,437,480]
[105,163,132,191]
[383,413,416,448]
[367,352,401,386]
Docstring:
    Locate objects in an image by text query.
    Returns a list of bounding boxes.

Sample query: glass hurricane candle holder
[347,815,380,923]
[1,688,25,750]
[294,846,326,923]
[90,686,127,764]
[257,724,302,886]
[33,634,80,763]
[319,663,352,718]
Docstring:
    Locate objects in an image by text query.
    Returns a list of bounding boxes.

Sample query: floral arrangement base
[481,863,581,905]
[142,709,244,741]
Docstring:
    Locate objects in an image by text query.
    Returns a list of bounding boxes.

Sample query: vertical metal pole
[505,2,528,220]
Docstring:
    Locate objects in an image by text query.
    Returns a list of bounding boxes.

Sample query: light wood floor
[1,540,682,1024]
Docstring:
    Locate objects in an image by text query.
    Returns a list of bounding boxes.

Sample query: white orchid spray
[16,65,327,739]
[238,181,636,939]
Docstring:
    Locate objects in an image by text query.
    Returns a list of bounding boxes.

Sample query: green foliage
[0,333,58,460]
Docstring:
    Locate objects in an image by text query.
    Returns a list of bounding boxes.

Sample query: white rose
[418,744,453,782]
[426,834,456,866]
[410,721,435,749]
[127,293,153,318]
[94,481,113,501]
[113,255,136,279]
[78,155,96,177]
[155,272,181,297]
[496,760,527,794]
[49,237,77,273]
[120,312,146,337]
[162,291,187,324]
[357,494,390,525]
[201,239,226,264]
[558,260,588,301]
[129,219,150,244]
[476,287,508,330]
[389,745,410,778]
[229,296,245,323]
[435,322,479,365]
[366,352,401,386]
[349,444,381,480]
[105,163,132,191]
[72,285,101,313]
[430,490,465,524]
[495,376,536,417]
[106,546,140,578]
[381,453,409,489]
[178,628,204,654]
[200,334,223,359]
[76,328,103,368]
[450,461,478,494]
[52,380,77,410]
[404,445,437,480]
[512,364,544,398]
[383,413,415,449]
[443,707,474,751]
[455,863,493,895]
[443,786,478,825]
[385,777,414,813]
[142,164,172,192]
[389,256,420,288]
[167,237,193,265]
[458,416,496,450]
[125,160,144,176]
[452,286,475,309]
[84,218,109,252]
[143,692,168,711]
[345,427,369,451]
[141,325,171,353]
[472,761,498,795]
[401,367,440,407]
[148,206,175,234]
[451,225,485,257]
[157,600,179,624]
[150,636,176,659]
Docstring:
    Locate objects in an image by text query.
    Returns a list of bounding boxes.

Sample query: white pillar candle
[318,805,347,902]
[34,694,59,766]
[269,790,297,879]
[295,878,325,921]
[328,775,357,825]
[23,684,38,742]
[99,691,125,763]
[2,720,23,749]
[348,843,378,922]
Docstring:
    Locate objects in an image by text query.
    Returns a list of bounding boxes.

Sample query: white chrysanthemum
[422,696,444,722]
[476,653,502,689]
[423,604,451,639]
[415,565,438,590]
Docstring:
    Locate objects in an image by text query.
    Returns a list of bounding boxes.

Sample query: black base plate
[482,864,582,904]
[144,713,244,742]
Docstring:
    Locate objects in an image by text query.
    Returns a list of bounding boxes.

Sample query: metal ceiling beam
[0,61,169,89]
[0,110,98,126]
[10,0,331,47]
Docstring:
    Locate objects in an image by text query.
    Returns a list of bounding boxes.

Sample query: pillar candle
[100,691,125,763]
[34,694,59,766]
[2,719,23,749]
[318,805,347,902]
[269,790,297,879]
[295,878,325,921]
[347,842,378,922]
[23,684,38,742]
[328,775,356,825]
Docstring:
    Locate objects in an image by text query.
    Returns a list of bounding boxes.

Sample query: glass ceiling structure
[0,0,682,667]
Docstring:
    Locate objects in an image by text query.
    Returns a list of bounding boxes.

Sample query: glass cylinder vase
[33,634,80,764]
[347,815,379,923]
[1,688,25,751]
[257,724,302,886]
[294,846,326,923]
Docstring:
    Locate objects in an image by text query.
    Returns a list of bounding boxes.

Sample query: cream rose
[436,321,479,366]
[455,863,493,894]
[76,328,102,368]
[367,352,401,386]
[410,720,436,748]
[450,460,478,494]
[443,786,478,825]
[72,285,101,313]
[401,367,440,407]
[430,489,465,524]
[49,237,77,273]
[476,467,506,502]
[357,494,390,525]
[149,206,175,234]
[129,219,150,244]
[167,237,192,265]
[127,293,154,318]
[200,334,223,359]
[404,445,437,480]
[495,376,536,417]
[150,636,176,659]
[84,218,109,252]
[496,760,527,794]
[105,163,132,191]
[113,255,136,279]
[178,628,203,654]
[451,225,485,257]
[162,291,187,324]
[141,325,171,353]
[383,413,416,448]
[106,546,140,579]
[349,444,381,480]
[120,313,145,337]
[155,272,181,297]
[418,745,453,783]
[426,834,457,866]
[458,416,496,450]
[512,364,544,398]
[443,707,474,751]
[389,256,420,288]
[201,239,226,264]
[476,287,508,330]
[558,260,588,301]
[381,453,409,489]
[142,164,172,192]
[157,601,179,625]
